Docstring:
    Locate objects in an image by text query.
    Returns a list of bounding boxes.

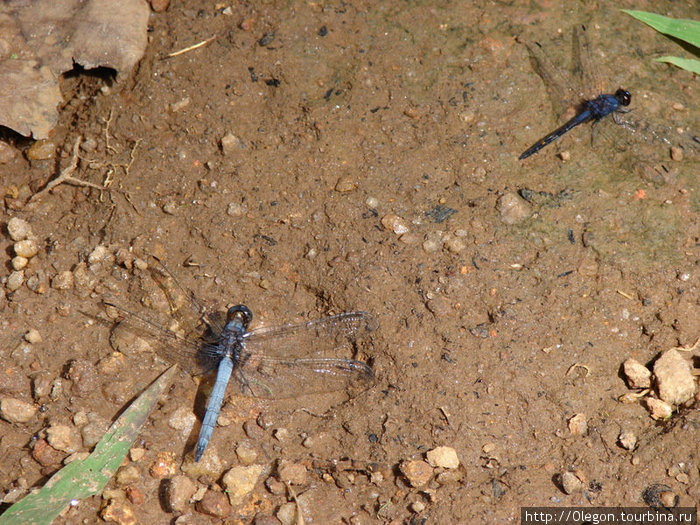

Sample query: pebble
[645,398,673,420]
[165,475,196,512]
[276,502,298,525]
[115,248,133,269]
[399,460,433,487]
[235,441,258,466]
[25,139,56,161]
[162,201,177,215]
[422,232,443,253]
[222,464,264,505]
[277,460,307,485]
[80,413,109,448]
[0,397,37,423]
[567,413,587,435]
[14,239,38,258]
[227,202,246,216]
[0,141,17,164]
[442,234,467,253]
[365,196,379,208]
[560,471,583,494]
[150,0,170,13]
[87,245,111,266]
[622,358,652,389]
[670,146,683,161]
[653,349,695,405]
[411,500,426,513]
[618,430,637,450]
[149,452,178,478]
[426,446,460,469]
[115,464,141,485]
[497,192,531,224]
[24,329,42,344]
[66,359,99,397]
[80,137,98,152]
[32,438,64,466]
[7,217,33,241]
[381,213,410,234]
[335,176,357,192]
[168,406,197,435]
[220,133,246,155]
[273,427,289,441]
[125,485,144,506]
[46,423,82,453]
[11,256,28,270]
[100,500,136,525]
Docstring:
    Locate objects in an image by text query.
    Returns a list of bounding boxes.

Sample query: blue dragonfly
[105,260,376,462]
[519,25,634,160]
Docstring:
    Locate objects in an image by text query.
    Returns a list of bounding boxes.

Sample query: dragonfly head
[227,305,253,329]
[615,89,631,107]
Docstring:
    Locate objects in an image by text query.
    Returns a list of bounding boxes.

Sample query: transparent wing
[105,297,220,375]
[571,25,603,99]
[242,311,378,360]
[233,354,374,399]
[525,39,578,120]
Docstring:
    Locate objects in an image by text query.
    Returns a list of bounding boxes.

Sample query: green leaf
[654,56,700,75]
[622,10,700,48]
[0,366,177,525]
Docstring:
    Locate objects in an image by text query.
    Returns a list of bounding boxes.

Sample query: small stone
[653,349,695,405]
[277,460,307,485]
[365,196,379,208]
[273,427,289,441]
[497,192,531,224]
[442,234,466,253]
[165,475,196,512]
[0,397,37,423]
[149,452,177,478]
[399,460,433,487]
[125,485,144,506]
[426,446,460,469]
[115,248,133,269]
[150,0,170,12]
[381,213,409,234]
[115,464,141,485]
[101,500,136,525]
[51,271,74,290]
[11,256,28,270]
[560,471,583,494]
[0,141,18,164]
[623,358,652,389]
[168,406,196,435]
[88,245,110,266]
[422,232,443,253]
[618,431,637,450]
[411,500,426,513]
[335,176,356,193]
[568,413,587,435]
[24,329,42,344]
[659,491,678,508]
[235,441,258,465]
[32,438,64,466]
[670,146,683,161]
[162,201,177,215]
[227,202,246,216]
[80,137,98,152]
[220,133,246,155]
[646,398,673,420]
[46,423,82,453]
[7,217,33,241]
[14,239,38,258]
[277,502,298,525]
[80,413,109,448]
[222,464,264,505]
[25,139,56,161]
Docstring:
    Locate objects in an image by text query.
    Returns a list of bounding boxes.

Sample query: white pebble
[87,245,110,266]
[6,271,24,292]
[11,256,28,270]
[14,239,38,258]
[381,214,409,234]
[365,196,379,208]
[24,329,42,344]
[7,217,33,241]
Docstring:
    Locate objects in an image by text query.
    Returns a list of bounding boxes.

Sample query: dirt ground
[1,0,699,523]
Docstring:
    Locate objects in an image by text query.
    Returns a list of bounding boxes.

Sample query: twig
[167,35,217,58]
[29,137,104,203]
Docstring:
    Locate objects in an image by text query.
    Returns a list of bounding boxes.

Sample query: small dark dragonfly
[105,262,376,462]
[519,88,631,160]
[519,25,632,160]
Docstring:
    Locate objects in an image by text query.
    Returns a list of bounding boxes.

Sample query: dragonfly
[105,261,376,462]
[519,25,633,160]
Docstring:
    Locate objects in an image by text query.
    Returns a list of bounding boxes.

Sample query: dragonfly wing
[105,297,220,375]
[241,311,377,360]
[233,355,374,400]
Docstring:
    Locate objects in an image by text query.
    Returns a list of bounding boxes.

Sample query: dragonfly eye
[227,305,253,325]
[615,89,631,106]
